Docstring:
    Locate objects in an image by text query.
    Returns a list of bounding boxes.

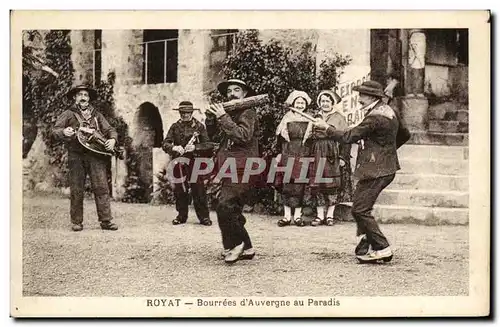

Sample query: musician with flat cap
[312,80,410,264]
[162,101,214,226]
[206,78,259,264]
[53,84,119,232]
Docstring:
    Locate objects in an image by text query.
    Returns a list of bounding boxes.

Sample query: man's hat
[67,84,98,100]
[352,80,386,98]
[173,101,198,112]
[217,78,255,96]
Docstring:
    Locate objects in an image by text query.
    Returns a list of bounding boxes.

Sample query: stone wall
[71,28,371,200]
[70,30,95,85]
[318,29,371,120]
[98,29,213,196]
[425,65,451,97]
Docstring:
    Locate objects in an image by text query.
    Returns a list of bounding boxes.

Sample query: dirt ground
[21,195,469,297]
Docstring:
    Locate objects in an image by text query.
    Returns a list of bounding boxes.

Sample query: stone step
[378,189,468,208]
[429,120,468,133]
[387,173,468,192]
[373,204,469,225]
[335,203,468,225]
[397,144,468,160]
[399,158,468,175]
[408,131,468,146]
[444,109,469,124]
[427,102,468,121]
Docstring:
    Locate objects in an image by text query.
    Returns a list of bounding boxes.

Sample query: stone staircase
[410,101,469,146]
[374,144,469,225]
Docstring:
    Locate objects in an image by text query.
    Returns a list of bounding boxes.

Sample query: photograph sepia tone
[11,10,490,317]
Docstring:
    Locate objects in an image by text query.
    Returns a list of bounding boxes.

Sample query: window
[425,29,468,67]
[94,30,102,85]
[142,30,178,84]
[211,29,238,55]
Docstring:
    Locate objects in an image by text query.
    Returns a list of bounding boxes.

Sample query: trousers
[216,181,253,250]
[351,174,395,251]
[68,150,113,225]
[173,181,210,221]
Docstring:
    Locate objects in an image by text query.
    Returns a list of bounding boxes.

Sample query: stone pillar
[152,148,169,194]
[70,30,95,85]
[369,29,389,85]
[101,30,143,86]
[403,29,429,132]
[408,29,426,96]
[111,156,128,200]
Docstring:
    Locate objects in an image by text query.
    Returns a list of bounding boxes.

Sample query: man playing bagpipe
[162,101,214,226]
[206,79,262,264]
[53,84,119,232]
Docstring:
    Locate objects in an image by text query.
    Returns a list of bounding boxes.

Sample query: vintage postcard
[11,10,490,317]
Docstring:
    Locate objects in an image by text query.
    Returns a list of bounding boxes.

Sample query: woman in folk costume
[275,90,314,227]
[308,90,351,226]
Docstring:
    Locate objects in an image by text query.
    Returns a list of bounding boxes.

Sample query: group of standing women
[274,89,353,227]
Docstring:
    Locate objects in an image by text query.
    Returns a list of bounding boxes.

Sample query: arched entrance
[133,102,164,202]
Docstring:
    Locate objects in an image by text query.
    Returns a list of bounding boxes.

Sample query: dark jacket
[162,118,213,158]
[327,101,410,180]
[53,104,118,153]
[216,107,259,173]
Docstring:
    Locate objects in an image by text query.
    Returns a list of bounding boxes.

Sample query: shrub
[203,29,352,214]
[22,30,74,188]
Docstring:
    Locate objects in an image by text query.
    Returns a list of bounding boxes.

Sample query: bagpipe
[206,94,270,115]
[77,125,124,160]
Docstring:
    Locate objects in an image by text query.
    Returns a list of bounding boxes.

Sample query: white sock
[317,206,325,220]
[283,206,292,220]
[327,205,335,219]
[294,207,302,219]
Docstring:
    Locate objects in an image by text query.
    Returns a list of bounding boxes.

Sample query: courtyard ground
[21,195,468,297]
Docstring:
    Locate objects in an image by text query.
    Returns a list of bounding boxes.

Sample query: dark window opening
[211,29,238,55]
[457,29,468,66]
[142,30,178,84]
[225,29,238,55]
[425,29,458,66]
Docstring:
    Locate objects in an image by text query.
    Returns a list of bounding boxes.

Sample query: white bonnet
[285,90,312,107]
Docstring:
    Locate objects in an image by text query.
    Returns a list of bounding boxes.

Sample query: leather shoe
[224,243,244,264]
[355,235,370,256]
[357,246,393,264]
[172,217,187,225]
[71,224,83,232]
[200,218,212,226]
[239,248,255,260]
[100,222,118,231]
[221,249,230,259]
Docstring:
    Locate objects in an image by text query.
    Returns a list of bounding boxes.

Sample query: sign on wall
[333,66,371,127]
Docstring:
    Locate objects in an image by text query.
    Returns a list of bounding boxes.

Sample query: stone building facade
[70,28,373,200]
[68,28,469,224]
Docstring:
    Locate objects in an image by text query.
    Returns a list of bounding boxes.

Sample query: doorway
[133,102,164,202]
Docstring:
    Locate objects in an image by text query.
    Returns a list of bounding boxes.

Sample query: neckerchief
[76,103,95,122]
